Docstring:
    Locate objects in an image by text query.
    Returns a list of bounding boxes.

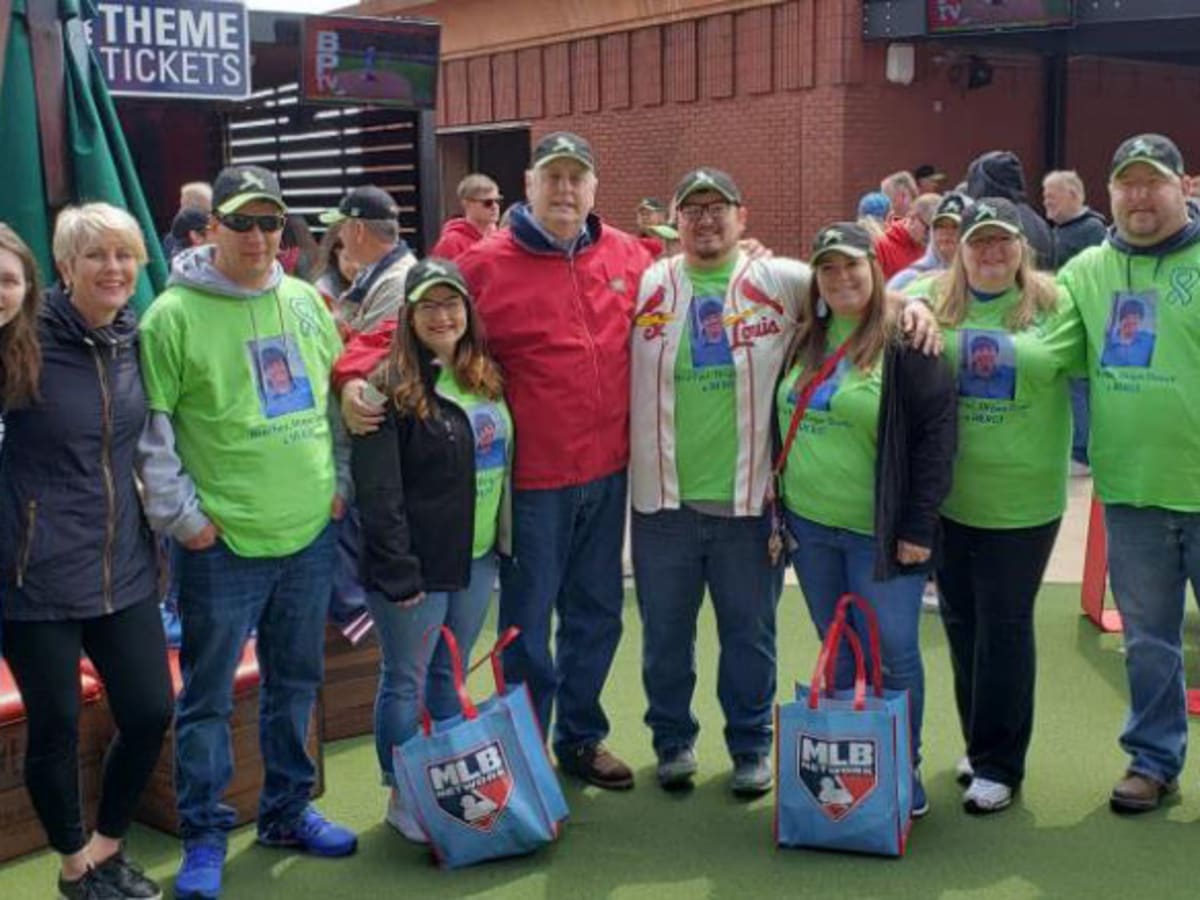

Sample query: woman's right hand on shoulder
[341,378,386,436]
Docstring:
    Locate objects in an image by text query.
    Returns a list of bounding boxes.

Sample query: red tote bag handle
[809,615,868,711]
[833,593,885,698]
[419,625,478,736]
[467,626,522,692]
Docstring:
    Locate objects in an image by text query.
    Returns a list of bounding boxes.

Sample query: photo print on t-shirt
[1100,290,1157,369]
[689,296,733,368]
[807,356,851,412]
[471,406,508,470]
[959,329,1016,401]
[247,335,316,419]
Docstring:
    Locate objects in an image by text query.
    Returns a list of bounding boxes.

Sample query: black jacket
[966,151,1054,270]
[1051,208,1107,270]
[351,352,478,601]
[872,339,958,580]
[0,288,158,621]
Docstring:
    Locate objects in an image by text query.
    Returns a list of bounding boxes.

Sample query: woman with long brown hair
[0,223,43,412]
[350,257,511,844]
[775,222,957,819]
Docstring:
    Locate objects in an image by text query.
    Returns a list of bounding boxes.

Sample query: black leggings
[3,600,173,854]
[936,516,1060,788]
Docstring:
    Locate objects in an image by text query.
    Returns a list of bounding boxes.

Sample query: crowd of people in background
[1,130,1199,900]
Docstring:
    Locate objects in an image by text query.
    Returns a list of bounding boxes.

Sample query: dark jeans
[937,516,1060,788]
[2,600,173,854]
[498,471,627,752]
[174,524,335,847]
[631,507,783,759]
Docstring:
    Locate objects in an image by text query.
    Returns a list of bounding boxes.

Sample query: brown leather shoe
[557,743,635,791]
[1110,771,1178,814]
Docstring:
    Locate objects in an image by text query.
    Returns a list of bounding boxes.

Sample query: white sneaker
[963,777,1012,815]
[386,788,429,844]
[955,756,974,786]
[921,581,940,612]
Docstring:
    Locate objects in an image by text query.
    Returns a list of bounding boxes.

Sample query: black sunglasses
[217,212,286,234]
[470,197,502,209]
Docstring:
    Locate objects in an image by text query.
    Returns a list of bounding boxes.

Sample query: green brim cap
[1111,133,1185,180]
[673,167,742,207]
[810,222,873,264]
[959,197,1023,242]
[404,258,470,304]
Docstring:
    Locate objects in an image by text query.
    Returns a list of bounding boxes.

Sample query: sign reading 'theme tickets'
[88,0,250,100]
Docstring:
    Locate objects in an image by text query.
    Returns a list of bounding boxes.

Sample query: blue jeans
[365,553,497,784]
[174,524,335,847]
[786,512,926,764]
[1070,378,1089,465]
[1105,504,1200,783]
[498,471,627,752]
[631,507,783,758]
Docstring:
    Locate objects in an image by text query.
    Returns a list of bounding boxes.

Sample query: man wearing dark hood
[966,150,1053,269]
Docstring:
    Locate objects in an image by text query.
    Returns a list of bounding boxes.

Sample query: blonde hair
[912,193,942,222]
[1043,170,1085,202]
[180,182,212,211]
[52,203,148,268]
[457,173,499,200]
[881,171,919,202]
[933,237,1059,330]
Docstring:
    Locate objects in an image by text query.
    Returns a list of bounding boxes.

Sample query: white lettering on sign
[315,30,340,92]
[89,1,249,99]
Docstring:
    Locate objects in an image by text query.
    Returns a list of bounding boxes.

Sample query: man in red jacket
[337,132,652,790]
[429,173,501,259]
[874,192,940,279]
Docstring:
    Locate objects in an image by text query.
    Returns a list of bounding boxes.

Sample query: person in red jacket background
[429,173,502,260]
[875,192,941,279]
[337,132,653,792]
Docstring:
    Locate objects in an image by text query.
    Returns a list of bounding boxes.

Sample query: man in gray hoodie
[138,165,356,900]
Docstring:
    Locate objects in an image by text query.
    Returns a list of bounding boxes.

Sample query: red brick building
[353,0,1200,257]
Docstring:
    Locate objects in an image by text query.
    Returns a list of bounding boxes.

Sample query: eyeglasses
[216,212,286,234]
[677,200,734,223]
[469,197,502,209]
[413,297,465,317]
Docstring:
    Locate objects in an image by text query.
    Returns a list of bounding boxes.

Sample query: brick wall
[386,0,1200,255]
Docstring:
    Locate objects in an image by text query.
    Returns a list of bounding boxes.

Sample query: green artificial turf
[4,584,1200,900]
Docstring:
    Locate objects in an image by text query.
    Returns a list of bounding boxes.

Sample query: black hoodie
[1050,207,1108,270]
[0,288,158,621]
[966,151,1054,270]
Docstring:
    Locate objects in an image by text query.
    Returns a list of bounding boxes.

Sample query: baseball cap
[857,191,891,220]
[673,168,742,207]
[1111,133,1185,180]
[171,207,209,241]
[405,257,470,305]
[960,197,1023,242]
[212,165,286,215]
[637,197,666,212]
[319,186,399,226]
[646,223,679,241]
[932,192,972,226]
[810,222,874,264]
[914,164,946,183]
[532,132,595,172]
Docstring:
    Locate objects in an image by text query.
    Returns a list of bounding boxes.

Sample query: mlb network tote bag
[775,593,914,857]
[393,626,568,868]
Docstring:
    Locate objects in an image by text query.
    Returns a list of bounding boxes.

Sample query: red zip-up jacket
[333,205,653,490]
[430,217,486,260]
[874,220,925,279]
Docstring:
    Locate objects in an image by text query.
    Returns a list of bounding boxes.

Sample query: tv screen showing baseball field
[928,0,1073,33]
[302,16,439,108]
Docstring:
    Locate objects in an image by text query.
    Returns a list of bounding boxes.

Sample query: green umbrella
[0,0,167,314]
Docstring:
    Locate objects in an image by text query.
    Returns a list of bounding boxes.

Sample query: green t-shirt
[1060,242,1200,511]
[139,276,343,557]
[436,370,512,558]
[777,315,881,535]
[939,285,1084,528]
[674,260,738,503]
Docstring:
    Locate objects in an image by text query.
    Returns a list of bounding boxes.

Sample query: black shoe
[557,743,635,790]
[58,869,125,900]
[93,852,163,900]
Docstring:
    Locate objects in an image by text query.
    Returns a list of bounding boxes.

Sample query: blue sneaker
[175,843,225,900]
[257,806,358,857]
[912,771,930,819]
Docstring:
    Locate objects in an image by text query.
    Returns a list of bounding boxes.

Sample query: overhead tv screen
[928,0,1074,34]
[302,15,439,108]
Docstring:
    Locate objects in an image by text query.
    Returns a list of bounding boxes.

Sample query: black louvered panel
[223,83,422,246]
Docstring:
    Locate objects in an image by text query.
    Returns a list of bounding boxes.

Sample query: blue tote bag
[775,594,913,857]
[393,626,568,868]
